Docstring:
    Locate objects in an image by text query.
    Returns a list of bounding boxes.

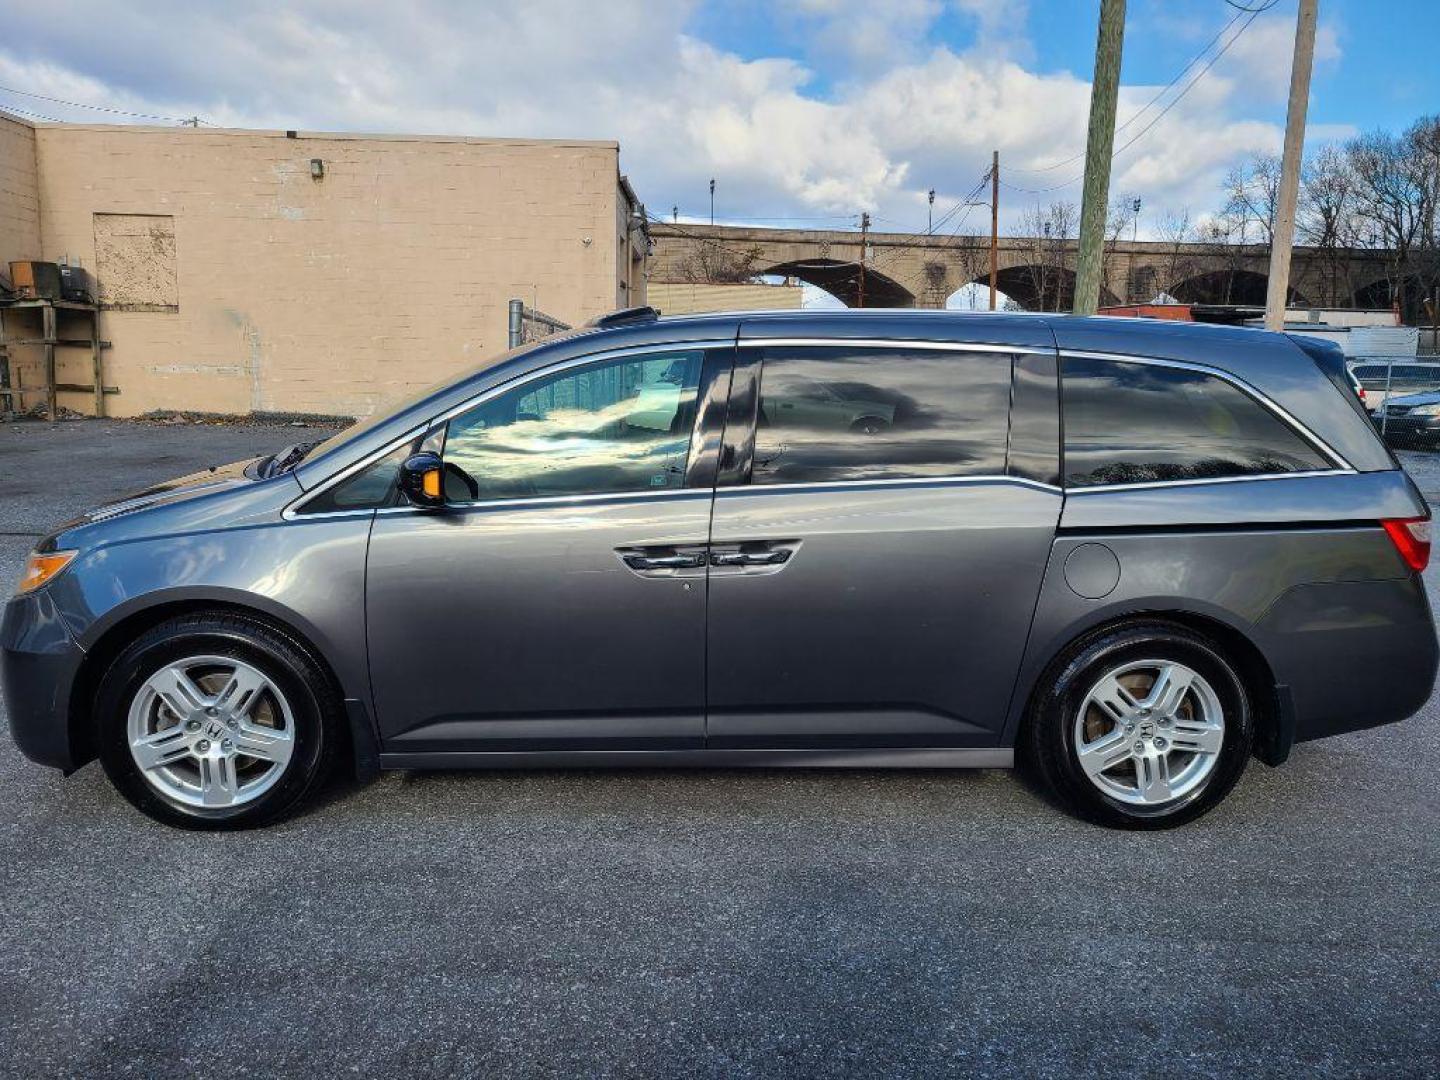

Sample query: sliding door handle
[710,550,791,567]
[622,552,707,570]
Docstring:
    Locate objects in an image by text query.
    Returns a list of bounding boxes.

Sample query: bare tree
[1298,144,1363,305]
[1104,193,1138,302]
[1018,202,1078,310]
[1154,210,1197,300]
[1347,125,1430,315]
[1223,153,1283,251]
[674,240,764,284]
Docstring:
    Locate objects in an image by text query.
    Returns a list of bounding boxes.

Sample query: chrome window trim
[283,339,735,520]
[738,337,1050,355]
[1064,468,1352,496]
[374,487,713,516]
[715,475,1062,497]
[1057,349,1356,488]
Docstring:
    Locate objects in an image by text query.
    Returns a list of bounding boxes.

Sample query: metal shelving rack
[0,297,113,421]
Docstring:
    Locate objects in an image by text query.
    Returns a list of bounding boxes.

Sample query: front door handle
[623,552,707,570]
[710,550,791,567]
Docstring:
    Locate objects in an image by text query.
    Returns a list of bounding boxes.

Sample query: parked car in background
[4,311,1436,832]
[1349,361,1440,410]
[1373,389,1440,446]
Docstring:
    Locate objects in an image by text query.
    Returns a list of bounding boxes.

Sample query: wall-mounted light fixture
[310,158,324,180]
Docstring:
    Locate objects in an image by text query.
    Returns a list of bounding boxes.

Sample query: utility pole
[989,150,1000,311]
[1072,0,1126,315]
[709,179,715,226]
[857,211,871,308]
[1264,0,1318,331]
[928,189,936,233]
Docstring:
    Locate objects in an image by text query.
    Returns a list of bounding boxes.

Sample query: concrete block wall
[25,123,633,418]
[0,111,40,268]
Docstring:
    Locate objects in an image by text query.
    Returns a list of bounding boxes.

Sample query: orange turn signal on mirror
[16,551,77,595]
[422,469,442,500]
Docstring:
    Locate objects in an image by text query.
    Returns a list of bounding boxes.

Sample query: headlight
[16,551,77,595]
[1407,404,1440,416]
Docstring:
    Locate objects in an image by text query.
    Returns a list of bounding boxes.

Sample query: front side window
[1062,356,1330,488]
[749,346,1011,485]
[441,349,705,501]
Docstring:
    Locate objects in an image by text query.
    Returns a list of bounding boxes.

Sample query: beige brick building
[0,110,647,418]
[648,280,802,314]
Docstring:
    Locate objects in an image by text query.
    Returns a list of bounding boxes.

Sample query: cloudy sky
[1,0,1436,240]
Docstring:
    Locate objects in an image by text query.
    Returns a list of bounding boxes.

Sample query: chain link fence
[508,299,570,348]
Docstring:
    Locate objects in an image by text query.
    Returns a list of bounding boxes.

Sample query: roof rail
[586,306,662,329]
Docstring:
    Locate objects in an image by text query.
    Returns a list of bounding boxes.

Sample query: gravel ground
[1,419,1438,1078]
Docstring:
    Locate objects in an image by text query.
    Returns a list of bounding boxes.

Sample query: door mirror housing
[399,451,446,508]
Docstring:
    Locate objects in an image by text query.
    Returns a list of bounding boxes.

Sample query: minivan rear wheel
[95,613,341,829]
[1023,621,1254,829]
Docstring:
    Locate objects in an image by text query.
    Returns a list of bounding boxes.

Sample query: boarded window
[94,213,178,311]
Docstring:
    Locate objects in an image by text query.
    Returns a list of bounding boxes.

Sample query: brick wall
[28,124,630,417]
[0,111,40,269]
[648,281,803,314]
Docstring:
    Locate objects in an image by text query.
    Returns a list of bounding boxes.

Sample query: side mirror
[398,451,446,508]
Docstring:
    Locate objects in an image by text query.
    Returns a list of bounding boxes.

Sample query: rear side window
[749,346,1010,485]
[1062,357,1330,488]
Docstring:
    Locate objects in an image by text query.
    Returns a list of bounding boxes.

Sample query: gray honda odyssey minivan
[4,309,1436,830]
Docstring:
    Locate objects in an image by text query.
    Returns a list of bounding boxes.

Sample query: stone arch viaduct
[648,222,1401,312]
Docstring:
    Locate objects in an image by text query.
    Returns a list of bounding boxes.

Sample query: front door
[705,342,1062,748]
[367,344,732,753]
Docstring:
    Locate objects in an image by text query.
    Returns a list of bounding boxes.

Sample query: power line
[1000,5,1265,196]
[0,101,69,123]
[0,82,210,125]
[1007,6,1249,177]
[865,171,993,276]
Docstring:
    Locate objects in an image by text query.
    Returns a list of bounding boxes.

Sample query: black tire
[850,417,889,435]
[1021,620,1254,829]
[95,613,342,830]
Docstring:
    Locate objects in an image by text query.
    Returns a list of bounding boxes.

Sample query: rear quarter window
[1062,356,1330,488]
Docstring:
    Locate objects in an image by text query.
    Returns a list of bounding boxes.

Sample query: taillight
[1382,517,1431,572]
[1358,387,1367,404]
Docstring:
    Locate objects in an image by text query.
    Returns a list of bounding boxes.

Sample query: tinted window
[1062,357,1329,488]
[442,349,704,501]
[750,346,1010,485]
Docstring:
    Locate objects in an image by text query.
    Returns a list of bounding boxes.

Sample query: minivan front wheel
[96,614,340,829]
[1023,621,1254,829]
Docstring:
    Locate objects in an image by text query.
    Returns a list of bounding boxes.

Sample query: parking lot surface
[1,419,1438,1078]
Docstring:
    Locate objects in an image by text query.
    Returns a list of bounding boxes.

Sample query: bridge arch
[945,265,1119,312]
[1353,273,1427,322]
[1170,268,1310,307]
[763,259,915,308]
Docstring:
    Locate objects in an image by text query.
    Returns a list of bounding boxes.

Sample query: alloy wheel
[126,655,296,808]
[1073,659,1225,807]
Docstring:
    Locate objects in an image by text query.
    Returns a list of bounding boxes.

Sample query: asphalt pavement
[1,418,1438,1078]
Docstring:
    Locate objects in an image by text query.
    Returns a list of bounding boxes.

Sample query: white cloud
[0,1,1356,237]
